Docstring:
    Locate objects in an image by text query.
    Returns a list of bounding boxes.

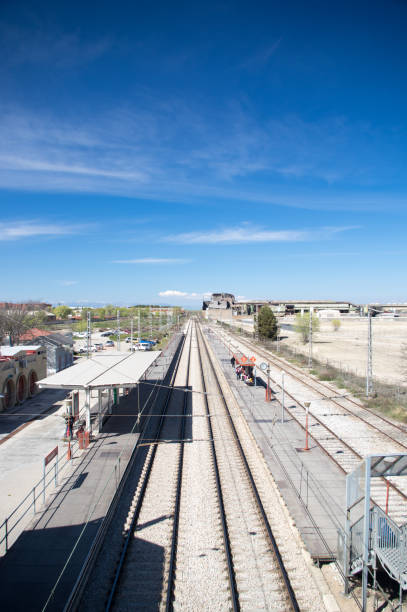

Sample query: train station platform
[0,339,180,612]
[206,330,346,562]
[0,393,141,611]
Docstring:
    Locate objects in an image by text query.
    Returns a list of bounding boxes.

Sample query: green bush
[294,313,320,344]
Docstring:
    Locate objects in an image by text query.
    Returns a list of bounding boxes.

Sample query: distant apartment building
[0,345,47,412]
[0,302,56,321]
[0,302,52,311]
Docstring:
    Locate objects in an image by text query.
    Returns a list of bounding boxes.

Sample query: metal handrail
[0,436,79,555]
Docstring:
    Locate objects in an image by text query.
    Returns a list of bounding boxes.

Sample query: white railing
[0,438,78,556]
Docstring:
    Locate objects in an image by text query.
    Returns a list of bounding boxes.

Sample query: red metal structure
[233,352,256,385]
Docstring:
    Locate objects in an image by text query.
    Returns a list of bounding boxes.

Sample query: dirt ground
[282,316,407,387]
[213,314,407,388]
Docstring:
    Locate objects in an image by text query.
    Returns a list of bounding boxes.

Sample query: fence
[0,437,79,556]
[0,329,183,558]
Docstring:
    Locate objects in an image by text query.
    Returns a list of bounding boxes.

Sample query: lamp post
[266,363,271,401]
[366,307,373,398]
[117,309,121,351]
[303,401,311,451]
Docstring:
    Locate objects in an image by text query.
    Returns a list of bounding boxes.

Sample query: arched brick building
[0,346,47,412]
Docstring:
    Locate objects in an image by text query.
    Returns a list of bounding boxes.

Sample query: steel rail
[105,322,191,611]
[198,323,300,612]
[226,331,407,444]
[63,331,185,612]
[196,321,240,611]
[165,327,193,611]
[213,329,407,506]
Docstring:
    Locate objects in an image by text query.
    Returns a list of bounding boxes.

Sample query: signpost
[43,446,58,504]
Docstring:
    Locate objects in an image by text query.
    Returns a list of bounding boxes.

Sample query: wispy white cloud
[58,280,78,286]
[0,220,85,240]
[113,258,190,264]
[162,224,358,245]
[0,100,404,211]
[0,155,146,181]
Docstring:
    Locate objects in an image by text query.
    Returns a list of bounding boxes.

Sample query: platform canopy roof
[38,351,161,390]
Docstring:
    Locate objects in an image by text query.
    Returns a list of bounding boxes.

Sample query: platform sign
[240,355,248,363]
[44,446,58,467]
[249,356,256,363]
[44,446,59,504]
[259,362,268,371]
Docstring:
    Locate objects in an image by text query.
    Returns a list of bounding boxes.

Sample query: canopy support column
[98,389,102,433]
[85,388,91,433]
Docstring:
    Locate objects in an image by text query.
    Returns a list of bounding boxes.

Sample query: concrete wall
[0,348,47,412]
[48,345,73,375]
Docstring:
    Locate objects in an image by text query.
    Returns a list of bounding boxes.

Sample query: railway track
[212,327,407,526]
[224,331,407,447]
[75,319,327,610]
[105,321,192,610]
[195,321,303,611]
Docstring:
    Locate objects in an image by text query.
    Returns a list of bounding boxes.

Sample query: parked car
[100,331,113,337]
[135,342,152,351]
[105,340,114,347]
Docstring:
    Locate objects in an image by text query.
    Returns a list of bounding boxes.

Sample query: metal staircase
[346,506,407,590]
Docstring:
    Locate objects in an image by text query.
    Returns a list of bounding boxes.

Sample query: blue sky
[1,0,406,307]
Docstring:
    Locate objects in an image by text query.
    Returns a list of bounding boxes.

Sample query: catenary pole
[130,317,134,352]
[366,308,373,397]
[308,309,313,368]
[87,311,91,358]
[117,309,121,351]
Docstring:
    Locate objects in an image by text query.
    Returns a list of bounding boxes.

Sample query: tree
[256,305,278,340]
[53,305,73,319]
[0,308,39,345]
[294,313,320,344]
[81,308,93,320]
[94,307,106,319]
[331,318,341,332]
[104,304,116,317]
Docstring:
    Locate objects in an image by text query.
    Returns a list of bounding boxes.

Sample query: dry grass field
[216,314,407,388]
[281,316,407,387]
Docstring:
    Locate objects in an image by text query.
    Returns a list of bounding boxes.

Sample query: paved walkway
[207,331,346,561]
[0,337,181,611]
[0,401,139,611]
